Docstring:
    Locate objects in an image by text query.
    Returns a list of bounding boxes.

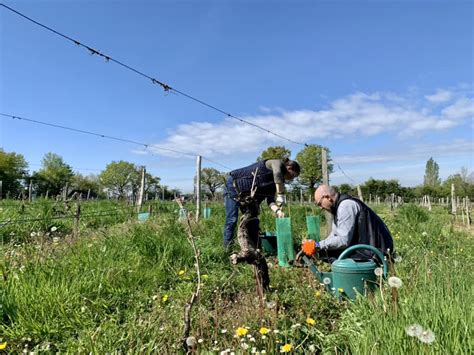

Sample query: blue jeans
[223,177,239,247]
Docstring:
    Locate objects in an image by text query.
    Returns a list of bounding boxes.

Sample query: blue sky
[1,0,473,192]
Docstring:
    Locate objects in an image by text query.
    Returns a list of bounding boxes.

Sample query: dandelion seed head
[418,329,435,344]
[323,277,331,285]
[405,324,423,337]
[388,276,403,289]
[374,267,383,276]
[186,336,196,348]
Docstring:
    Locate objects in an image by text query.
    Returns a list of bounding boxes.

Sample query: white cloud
[425,89,453,103]
[334,139,473,165]
[140,88,473,158]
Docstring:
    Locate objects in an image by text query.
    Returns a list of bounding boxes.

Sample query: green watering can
[303,244,388,300]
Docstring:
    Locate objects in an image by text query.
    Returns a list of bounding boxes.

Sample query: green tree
[33,153,74,196]
[295,144,333,195]
[423,157,440,187]
[99,161,138,199]
[0,149,28,198]
[71,174,102,198]
[200,168,224,200]
[257,146,291,161]
[337,183,354,195]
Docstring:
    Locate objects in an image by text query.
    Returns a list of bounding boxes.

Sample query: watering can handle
[338,244,388,277]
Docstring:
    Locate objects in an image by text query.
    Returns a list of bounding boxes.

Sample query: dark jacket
[229,160,276,205]
[333,194,394,259]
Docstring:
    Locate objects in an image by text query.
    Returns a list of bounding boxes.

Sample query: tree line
[1,147,472,201]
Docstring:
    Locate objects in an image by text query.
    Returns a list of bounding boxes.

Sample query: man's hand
[270,204,285,218]
[276,194,286,207]
[301,239,318,256]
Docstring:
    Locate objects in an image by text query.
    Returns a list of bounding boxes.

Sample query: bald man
[310,184,394,262]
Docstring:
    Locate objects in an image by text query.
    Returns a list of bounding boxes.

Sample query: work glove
[270,204,285,218]
[301,239,318,256]
[276,194,286,207]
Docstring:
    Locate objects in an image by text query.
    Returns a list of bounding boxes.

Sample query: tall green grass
[0,203,472,353]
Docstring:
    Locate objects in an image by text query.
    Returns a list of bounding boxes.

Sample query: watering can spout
[302,255,325,282]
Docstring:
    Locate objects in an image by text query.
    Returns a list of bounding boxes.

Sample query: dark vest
[333,194,394,259]
[229,160,276,203]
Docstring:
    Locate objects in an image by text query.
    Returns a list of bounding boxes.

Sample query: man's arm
[319,200,360,250]
[265,159,285,194]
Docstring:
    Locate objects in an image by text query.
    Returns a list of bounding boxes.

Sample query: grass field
[0,201,472,354]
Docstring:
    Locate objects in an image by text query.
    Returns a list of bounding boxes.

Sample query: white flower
[291,323,301,329]
[323,277,331,285]
[388,276,403,289]
[261,351,267,354]
[309,344,316,352]
[374,267,383,276]
[251,347,257,353]
[186,336,196,348]
[241,343,249,350]
[30,232,36,237]
[405,324,423,337]
[220,328,227,334]
[418,329,435,344]
[52,237,60,243]
[249,337,256,342]
[273,329,280,334]
[198,338,204,344]
[51,226,58,232]
[266,301,276,309]
[261,335,267,340]
[422,231,427,237]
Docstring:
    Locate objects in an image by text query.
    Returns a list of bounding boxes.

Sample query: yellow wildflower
[280,343,292,352]
[259,327,270,335]
[0,342,6,350]
[162,294,169,302]
[235,327,248,337]
[306,317,316,326]
[338,288,344,293]
[315,290,321,298]
[178,270,185,276]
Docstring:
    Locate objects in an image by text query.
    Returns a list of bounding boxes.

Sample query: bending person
[223,158,300,249]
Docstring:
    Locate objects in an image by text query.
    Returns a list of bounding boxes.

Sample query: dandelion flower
[0,342,6,350]
[162,294,169,302]
[306,317,316,326]
[178,270,185,276]
[280,343,293,353]
[235,327,248,337]
[259,327,270,335]
[418,329,435,344]
[388,276,403,289]
[338,288,344,293]
[315,290,321,298]
[405,324,423,337]
[374,267,383,276]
